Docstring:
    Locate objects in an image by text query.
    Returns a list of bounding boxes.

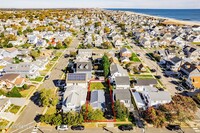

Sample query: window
[125,100,129,103]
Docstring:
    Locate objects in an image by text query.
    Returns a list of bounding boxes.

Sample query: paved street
[29,126,196,133]
[8,36,81,133]
[128,41,178,95]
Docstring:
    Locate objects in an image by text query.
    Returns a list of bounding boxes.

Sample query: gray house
[90,90,105,111]
[113,89,134,111]
[115,76,130,89]
[76,61,92,79]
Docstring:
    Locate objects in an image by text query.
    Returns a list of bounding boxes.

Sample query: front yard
[45,106,57,115]
[20,86,35,98]
[0,119,9,131]
[130,53,141,62]
[5,104,21,114]
[30,76,44,82]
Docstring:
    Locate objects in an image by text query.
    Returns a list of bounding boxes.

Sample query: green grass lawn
[20,86,35,97]
[90,82,107,91]
[46,106,56,115]
[0,119,9,130]
[192,42,200,46]
[9,105,21,114]
[130,53,141,62]
[30,76,44,82]
[133,74,154,79]
[5,104,21,114]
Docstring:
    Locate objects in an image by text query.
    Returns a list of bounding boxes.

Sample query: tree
[63,112,84,125]
[102,54,110,77]
[94,22,101,28]
[6,87,22,97]
[104,27,110,34]
[114,100,129,121]
[39,89,58,107]
[102,41,112,49]
[69,51,77,57]
[30,50,40,60]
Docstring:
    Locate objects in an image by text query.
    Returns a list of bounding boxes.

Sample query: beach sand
[122,10,200,26]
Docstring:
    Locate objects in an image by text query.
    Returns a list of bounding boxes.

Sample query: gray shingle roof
[115,76,130,86]
[76,61,92,72]
[135,79,157,86]
[110,63,128,76]
[148,91,171,101]
[90,90,105,109]
[67,73,87,82]
[113,89,131,100]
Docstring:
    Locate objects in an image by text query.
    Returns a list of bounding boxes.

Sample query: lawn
[133,74,154,79]
[20,86,35,97]
[89,82,107,91]
[130,53,141,62]
[0,119,9,130]
[192,42,200,46]
[5,104,21,114]
[9,105,21,114]
[30,76,43,82]
[46,106,56,115]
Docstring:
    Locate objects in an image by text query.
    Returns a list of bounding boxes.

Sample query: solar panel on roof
[67,73,86,81]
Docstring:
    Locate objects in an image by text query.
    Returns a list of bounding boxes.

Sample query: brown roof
[0,74,20,81]
[5,47,17,53]
[14,78,25,86]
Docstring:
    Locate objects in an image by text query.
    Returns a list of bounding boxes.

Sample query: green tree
[114,100,129,121]
[102,54,110,77]
[104,27,110,33]
[94,22,101,28]
[39,89,58,107]
[6,87,22,97]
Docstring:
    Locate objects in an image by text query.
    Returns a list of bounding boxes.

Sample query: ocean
[106,9,200,22]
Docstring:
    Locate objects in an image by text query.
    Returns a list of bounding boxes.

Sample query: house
[120,56,130,63]
[76,61,92,79]
[90,90,105,111]
[0,74,25,89]
[115,76,130,89]
[78,49,92,59]
[0,48,19,59]
[142,90,172,108]
[166,56,182,72]
[180,62,200,89]
[110,63,128,83]
[62,85,87,112]
[0,98,11,113]
[183,46,200,60]
[27,35,38,44]
[131,91,145,110]
[113,89,134,111]
[120,48,132,58]
[66,73,87,87]
[134,79,157,91]
[114,40,124,48]
[3,62,40,79]
[35,39,47,47]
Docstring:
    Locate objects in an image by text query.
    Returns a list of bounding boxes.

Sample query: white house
[62,85,87,112]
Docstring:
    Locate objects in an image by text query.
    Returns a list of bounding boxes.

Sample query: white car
[57,125,68,131]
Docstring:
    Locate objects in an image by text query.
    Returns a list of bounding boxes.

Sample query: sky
[0,0,200,9]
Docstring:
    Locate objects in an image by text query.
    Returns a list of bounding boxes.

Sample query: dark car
[64,54,69,58]
[105,114,113,120]
[166,124,181,131]
[150,69,156,72]
[118,125,133,131]
[71,125,84,130]
[155,75,161,79]
[44,75,50,80]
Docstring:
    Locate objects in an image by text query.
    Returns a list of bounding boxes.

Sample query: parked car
[155,75,161,79]
[57,125,68,131]
[105,114,113,120]
[118,125,133,131]
[166,124,181,131]
[64,54,69,58]
[150,69,156,72]
[71,125,84,130]
[45,75,50,80]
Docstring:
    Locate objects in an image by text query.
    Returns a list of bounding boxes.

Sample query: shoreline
[107,9,200,26]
